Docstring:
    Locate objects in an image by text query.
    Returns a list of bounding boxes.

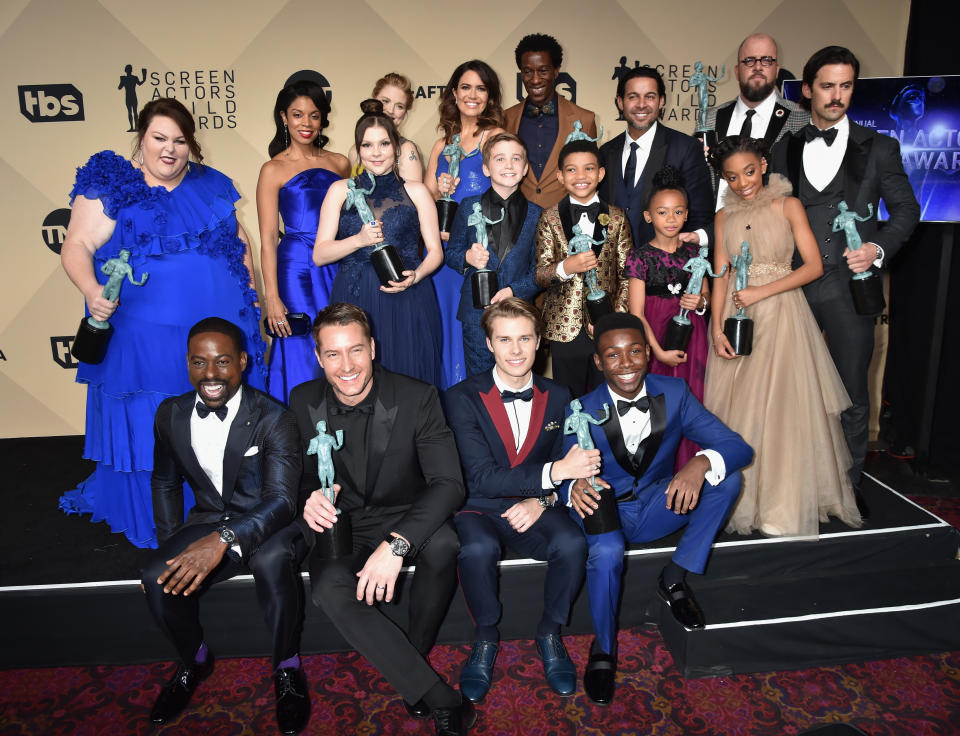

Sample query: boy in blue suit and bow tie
[446,133,543,376]
[444,298,599,703]
[563,312,751,705]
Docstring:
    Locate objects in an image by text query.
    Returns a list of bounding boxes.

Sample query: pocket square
[243,446,259,457]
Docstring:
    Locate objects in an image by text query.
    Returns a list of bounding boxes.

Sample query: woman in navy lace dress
[313,100,443,385]
[59,98,266,547]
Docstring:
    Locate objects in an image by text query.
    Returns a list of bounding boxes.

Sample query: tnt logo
[51,336,79,368]
[42,209,71,254]
[19,84,85,122]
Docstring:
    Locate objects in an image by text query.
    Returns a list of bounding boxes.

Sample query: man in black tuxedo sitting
[291,303,475,736]
[142,317,309,734]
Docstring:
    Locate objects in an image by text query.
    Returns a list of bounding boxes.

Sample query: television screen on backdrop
[782,75,960,223]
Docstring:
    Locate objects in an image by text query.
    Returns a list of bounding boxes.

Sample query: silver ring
[277,320,285,325]
[375,585,385,590]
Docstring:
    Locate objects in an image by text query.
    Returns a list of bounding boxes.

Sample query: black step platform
[3,469,959,674]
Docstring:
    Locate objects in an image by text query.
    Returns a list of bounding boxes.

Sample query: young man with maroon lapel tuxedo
[444,298,599,703]
[598,66,714,249]
[291,303,475,735]
[564,313,751,705]
[143,317,310,734]
[771,46,919,505]
[504,33,598,209]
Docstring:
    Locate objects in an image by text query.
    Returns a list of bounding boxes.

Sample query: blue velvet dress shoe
[149,653,215,723]
[657,571,705,630]
[535,634,576,696]
[459,640,498,703]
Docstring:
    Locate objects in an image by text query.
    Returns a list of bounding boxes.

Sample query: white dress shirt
[803,115,849,191]
[492,368,558,491]
[556,193,600,281]
[716,93,780,210]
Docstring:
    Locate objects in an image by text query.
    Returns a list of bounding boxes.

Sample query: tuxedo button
[825,237,831,242]
[536,188,542,193]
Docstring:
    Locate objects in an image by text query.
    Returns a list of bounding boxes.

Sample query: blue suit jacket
[599,125,714,249]
[445,371,571,513]
[445,192,543,322]
[560,374,751,502]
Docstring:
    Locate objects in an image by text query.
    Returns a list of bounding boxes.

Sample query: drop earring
[136,148,144,165]
[284,124,289,148]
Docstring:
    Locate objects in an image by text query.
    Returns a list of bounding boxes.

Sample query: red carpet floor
[2,495,958,736]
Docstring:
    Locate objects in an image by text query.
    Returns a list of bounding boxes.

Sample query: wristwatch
[383,531,411,557]
[538,494,556,510]
[217,525,237,546]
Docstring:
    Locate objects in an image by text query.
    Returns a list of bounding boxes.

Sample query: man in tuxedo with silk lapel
[504,33,598,208]
[564,313,751,705]
[144,317,310,734]
[703,33,809,200]
[771,46,919,500]
[444,298,597,702]
[599,66,714,249]
[291,303,475,735]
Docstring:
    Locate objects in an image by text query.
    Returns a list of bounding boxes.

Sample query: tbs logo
[51,336,79,368]
[19,84,85,122]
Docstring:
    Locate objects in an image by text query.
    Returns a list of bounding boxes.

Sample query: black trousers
[141,521,307,668]
[308,509,459,704]
[804,272,876,486]
[549,328,603,398]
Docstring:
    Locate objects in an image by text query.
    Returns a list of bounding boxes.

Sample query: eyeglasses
[739,56,777,68]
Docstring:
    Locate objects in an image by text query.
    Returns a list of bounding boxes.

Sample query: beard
[740,77,777,103]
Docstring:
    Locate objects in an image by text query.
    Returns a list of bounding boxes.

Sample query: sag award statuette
[723,241,754,355]
[570,222,614,322]
[565,119,604,145]
[307,420,352,559]
[345,173,405,287]
[833,201,883,314]
[564,399,617,535]
[468,201,504,308]
[664,245,727,351]
[690,60,725,151]
[436,134,479,232]
[71,248,148,364]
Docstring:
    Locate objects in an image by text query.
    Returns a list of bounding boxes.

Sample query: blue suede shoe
[459,640,498,703]
[536,634,576,696]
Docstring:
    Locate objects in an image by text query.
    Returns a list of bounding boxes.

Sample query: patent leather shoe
[274,667,310,734]
[433,696,477,735]
[459,640,498,703]
[403,698,431,719]
[657,571,705,630]
[535,634,576,696]
[149,654,214,723]
[583,646,616,705]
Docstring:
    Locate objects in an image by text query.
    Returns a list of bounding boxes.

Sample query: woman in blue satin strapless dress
[426,60,506,388]
[257,81,350,403]
[314,101,444,385]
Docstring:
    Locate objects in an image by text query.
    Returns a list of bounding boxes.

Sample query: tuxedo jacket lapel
[631,393,666,480]
[365,396,398,502]
[221,393,260,505]
[479,385,517,466]
[514,386,548,467]
[785,133,804,193]
[638,126,667,207]
[716,104,734,137]
[843,124,872,207]
[558,197,575,243]
[764,103,789,146]
[499,206,538,274]
[602,410,638,477]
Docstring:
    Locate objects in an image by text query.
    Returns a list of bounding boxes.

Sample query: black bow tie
[195,401,228,421]
[523,100,556,117]
[329,403,374,416]
[803,124,839,146]
[617,396,651,416]
[571,202,600,223]
[501,388,533,403]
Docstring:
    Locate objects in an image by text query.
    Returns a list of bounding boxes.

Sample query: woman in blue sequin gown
[426,60,506,388]
[257,81,349,402]
[313,100,443,385]
[59,99,267,548]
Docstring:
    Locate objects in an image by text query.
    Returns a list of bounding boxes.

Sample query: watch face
[390,537,410,556]
[219,527,236,544]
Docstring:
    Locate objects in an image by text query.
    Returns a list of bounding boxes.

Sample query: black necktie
[617,396,651,416]
[740,109,756,138]
[501,388,533,403]
[803,124,839,146]
[623,141,639,190]
[571,202,600,223]
[523,100,556,117]
[195,401,228,421]
[329,403,374,416]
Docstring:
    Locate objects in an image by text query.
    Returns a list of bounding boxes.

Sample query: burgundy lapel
[479,386,517,464]
[514,386,548,467]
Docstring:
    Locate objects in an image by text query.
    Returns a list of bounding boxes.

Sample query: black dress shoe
[274,667,310,734]
[657,571,705,630]
[403,698,431,719]
[584,648,616,706]
[432,696,477,735]
[149,654,215,723]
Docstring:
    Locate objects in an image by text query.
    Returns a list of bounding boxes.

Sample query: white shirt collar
[734,90,778,118]
[492,367,533,394]
[605,382,648,406]
[816,115,849,134]
[568,193,600,207]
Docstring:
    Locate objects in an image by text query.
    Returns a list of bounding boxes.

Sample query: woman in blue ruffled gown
[314,100,443,385]
[257,81,349,403]
[59,99,267,548]
[426,60,505,388]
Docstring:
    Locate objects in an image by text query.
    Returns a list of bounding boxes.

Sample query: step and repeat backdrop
[0,0,910,438]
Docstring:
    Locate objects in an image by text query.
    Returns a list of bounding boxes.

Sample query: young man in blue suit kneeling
[563,312,752,705]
